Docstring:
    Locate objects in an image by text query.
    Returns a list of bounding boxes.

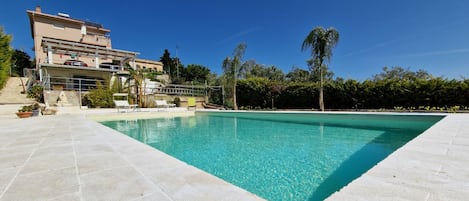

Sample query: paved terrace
[0,107,264,201]
[0,105,468,200]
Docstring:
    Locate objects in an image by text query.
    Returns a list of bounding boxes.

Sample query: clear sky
[1,0,468,80]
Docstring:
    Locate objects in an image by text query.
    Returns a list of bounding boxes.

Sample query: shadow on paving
[307,130,419,201]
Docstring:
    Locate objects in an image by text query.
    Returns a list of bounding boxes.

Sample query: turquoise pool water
[101,112,442,201]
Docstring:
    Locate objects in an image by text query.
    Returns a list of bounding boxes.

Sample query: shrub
[87,82,114,108]
[27,84,44,102]
[173,97,181,107]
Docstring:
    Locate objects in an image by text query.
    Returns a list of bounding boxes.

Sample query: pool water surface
[101,112,442,201]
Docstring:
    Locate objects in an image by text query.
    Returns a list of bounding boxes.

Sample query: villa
[26,6,205,108]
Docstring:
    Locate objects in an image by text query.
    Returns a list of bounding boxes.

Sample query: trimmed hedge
[236,78,469,110]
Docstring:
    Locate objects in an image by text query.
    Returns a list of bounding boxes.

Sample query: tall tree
[124,64,145,107]
[184,64,210,84]
[373,66,431,81]
[0,27,13,89]
[301,26,339,111]
[12,49,33,76]
[286,66,310,82]
[222,43,246,110]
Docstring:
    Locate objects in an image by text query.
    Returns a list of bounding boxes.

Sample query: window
[53,24,65,30]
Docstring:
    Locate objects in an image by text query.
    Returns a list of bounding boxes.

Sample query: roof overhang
[40,63,120,73]
[42,37,139,61]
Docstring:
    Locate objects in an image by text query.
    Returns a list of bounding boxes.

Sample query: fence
[42,75,103,91]
[42,75,213,97]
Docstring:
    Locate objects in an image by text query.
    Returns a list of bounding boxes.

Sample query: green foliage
[184,64,210,84]
[11,49,33,77]
[222,43,247,110]
[0,27,13,90]
[159,49,184,82]
[235,75,469,111]
[145,71,163,81]
[173,97,181,107]
[301,26,340,111]
[87,81,115,108]
[286,67,310,82]
[18,102,40,112]
[18,105,33,112]
[27,84,44,102]
[242,60,285,81]
[237,77,271,108]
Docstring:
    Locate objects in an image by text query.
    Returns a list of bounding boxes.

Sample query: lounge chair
[187,97,196,110]
[114,100,139,112]
[155,100,176,108]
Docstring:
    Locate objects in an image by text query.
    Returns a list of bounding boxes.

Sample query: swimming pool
[101,112,443,201]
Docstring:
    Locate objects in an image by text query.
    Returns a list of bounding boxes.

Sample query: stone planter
[16,112,33,118]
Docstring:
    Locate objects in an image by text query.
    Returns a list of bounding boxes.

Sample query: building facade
[27,6,163,90]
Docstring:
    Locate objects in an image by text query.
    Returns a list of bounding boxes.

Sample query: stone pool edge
[326,114,469,200]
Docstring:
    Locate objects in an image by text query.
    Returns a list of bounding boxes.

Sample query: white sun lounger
[155,100,176,108]
[114,100,139,112]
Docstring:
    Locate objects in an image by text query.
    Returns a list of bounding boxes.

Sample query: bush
[86,82,114,108]
[234,77,469,110]
[27,84,44,102]
[173,97,181,107]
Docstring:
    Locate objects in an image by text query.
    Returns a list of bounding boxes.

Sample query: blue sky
[1,0,468,80]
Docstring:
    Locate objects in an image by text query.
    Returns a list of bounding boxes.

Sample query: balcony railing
[43,75,104,91]
[80,34,111,47]
[43,75,208,97]
[151,84,206,96]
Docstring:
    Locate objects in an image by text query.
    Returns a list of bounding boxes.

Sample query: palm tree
[124,64,145,107]
[222,43,246,110]
[301,26,339,111]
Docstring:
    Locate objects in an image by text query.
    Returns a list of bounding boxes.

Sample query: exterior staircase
[0,77,35,104]
[0,77,36,119]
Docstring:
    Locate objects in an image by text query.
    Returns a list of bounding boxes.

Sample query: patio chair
[155,100,176,108]
[187,97,196,110]
[114,100,139,112]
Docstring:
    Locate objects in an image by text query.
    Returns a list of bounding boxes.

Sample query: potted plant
[31,102,41,116]
[16,105,33,118]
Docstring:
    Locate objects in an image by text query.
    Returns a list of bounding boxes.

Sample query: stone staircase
[0,77,35,104]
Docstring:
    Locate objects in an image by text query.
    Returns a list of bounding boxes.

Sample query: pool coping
[1,110,468,200]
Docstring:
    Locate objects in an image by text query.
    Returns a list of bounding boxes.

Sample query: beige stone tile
[124,150,183,168]
[20,145,75,175]
[76,152,128,175]
[130,191,172,201]
[6,136,44,148]
[0,169,17,194]
[80,166,158,201]
[0,167,79,201]
[39,134,74,147]
[74,143,114,157]
[0,153,30,170]
[48,192,81,201]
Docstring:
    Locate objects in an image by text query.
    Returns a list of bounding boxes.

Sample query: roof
[27,9,111,38]
[42,37,138,61]
[135,58,163,65]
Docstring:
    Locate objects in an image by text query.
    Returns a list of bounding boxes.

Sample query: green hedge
[236,78,469,110]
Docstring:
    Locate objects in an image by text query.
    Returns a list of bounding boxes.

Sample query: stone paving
[0,113,264,201]
[1,107,468,200]
[327,114,469,201]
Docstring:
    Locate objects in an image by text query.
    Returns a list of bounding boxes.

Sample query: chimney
[35,5,41,13]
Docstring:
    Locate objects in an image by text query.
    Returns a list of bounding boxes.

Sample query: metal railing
[42,75,215,97]
[43,75,104,91]
[151,84,206,96]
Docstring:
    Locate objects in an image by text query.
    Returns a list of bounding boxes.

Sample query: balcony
[80,34,111,47]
